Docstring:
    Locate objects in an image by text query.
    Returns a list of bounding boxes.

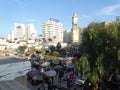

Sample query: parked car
[73,76,86,86]
[74,79,85,86]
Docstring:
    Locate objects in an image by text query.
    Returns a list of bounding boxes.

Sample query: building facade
[42,18,63,43]
[14,23,26,40]
[25,24,37,40]
[71,13,80,44]
[8,23,37,41]
[63,29,71,44]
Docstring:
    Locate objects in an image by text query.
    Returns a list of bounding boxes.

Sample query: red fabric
[69,74,74,80]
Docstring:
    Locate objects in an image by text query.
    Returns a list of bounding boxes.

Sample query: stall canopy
[53,65,63,70]
[44,70,56,77]
[41,62,50,67]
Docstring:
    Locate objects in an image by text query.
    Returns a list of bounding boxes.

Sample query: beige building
[71,13,80,44]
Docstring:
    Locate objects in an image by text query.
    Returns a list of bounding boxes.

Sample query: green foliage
[48,38,52,42]
[79,22,120,85]
[49,45,56,54]
[41,47,46,53]
[42,38,46,43]
[14,38,17,40]
[30,46,36,53]
[18,45,27,53]
[118,50,120,61]
[118,50,120,72]
[95,55,105,80]
[56,42,61,52]
[63,45,71,51]
[46,55,59,60]
[76,56,90,76]
[89,70,99,85]
[52,51,60,57]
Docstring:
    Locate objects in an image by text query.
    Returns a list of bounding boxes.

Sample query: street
[0,55,31,90]
[0,55,25,64]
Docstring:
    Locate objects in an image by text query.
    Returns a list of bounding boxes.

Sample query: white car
[74,79,85,86]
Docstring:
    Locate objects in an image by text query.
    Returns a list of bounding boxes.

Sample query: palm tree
[48,38,52,42]
[42,38,47,46]
[48,38,52,45]
[35,38,42,45]
[53,36,56,42]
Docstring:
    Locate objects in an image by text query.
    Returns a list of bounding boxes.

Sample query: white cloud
[101,4,120,15]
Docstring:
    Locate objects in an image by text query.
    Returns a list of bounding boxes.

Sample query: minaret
[72,13,80,44]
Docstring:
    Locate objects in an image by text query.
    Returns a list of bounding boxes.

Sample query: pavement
[0,80,30,90]
[14,73,82,90]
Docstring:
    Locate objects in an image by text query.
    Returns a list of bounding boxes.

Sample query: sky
[0,0,120,37]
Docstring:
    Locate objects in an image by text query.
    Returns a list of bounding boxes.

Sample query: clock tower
[72,13,80,44]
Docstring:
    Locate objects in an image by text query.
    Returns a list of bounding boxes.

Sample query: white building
[7,30,15,42]
[14,23,26,40]
[25,24,37,40]
[42,18,63,43]
[8,23,37,41]
[0,38,7,50]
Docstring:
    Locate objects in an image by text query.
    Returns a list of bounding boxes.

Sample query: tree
[48,38,52,42]
[35,38,41,45]
[30,46,36,53]
[41,46,46,54]
[52,51,60,57]
[56,42,61,52]
[42,38,47,46]
[49,45,56,54]
[14,38,17,40]
[63,45,71,51]
[7,40,12,43]
[18,45,27,54]
[76,56,90,77]
[79,22,120,85]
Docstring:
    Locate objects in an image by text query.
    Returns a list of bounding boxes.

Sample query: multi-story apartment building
[14,23,26,40]
[25,24,37,40]
[42,18,63,43]
[8,23,37,41]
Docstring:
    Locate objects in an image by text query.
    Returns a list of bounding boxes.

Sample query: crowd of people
[26,51,80,90]
[26,51,100,90]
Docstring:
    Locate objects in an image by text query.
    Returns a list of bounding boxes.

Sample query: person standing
[67,78,71,88]
[58,70,64,83]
